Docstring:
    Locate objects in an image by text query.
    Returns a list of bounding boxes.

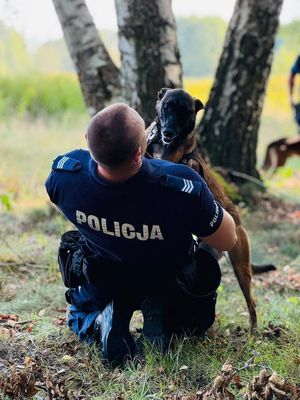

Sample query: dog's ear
[157,88,169,100]
[194,98,204,113]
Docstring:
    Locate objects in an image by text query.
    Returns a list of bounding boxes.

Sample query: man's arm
[289,55,300,107]
[180,169,237,251]
[199,208,237,251]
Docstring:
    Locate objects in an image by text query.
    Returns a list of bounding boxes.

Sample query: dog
[262,136,300,175]
[146,88,275,331]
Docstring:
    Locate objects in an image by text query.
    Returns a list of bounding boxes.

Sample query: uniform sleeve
[189,178,224,237]
[45,171,59,205]
[163,163,224,237]
[291,55,300,75]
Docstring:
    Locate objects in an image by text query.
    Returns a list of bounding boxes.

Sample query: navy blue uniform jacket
[45,149,223,289]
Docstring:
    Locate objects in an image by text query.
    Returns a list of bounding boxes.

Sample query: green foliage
[0,19,119,76]
[0,21,32,76]
[0,193,12,211]
[32,30,120,74]
[33,40,74,74]
[1,16,300,79]
[272,21,300,74]
[212,170,242,203]
[176,16,227,77]
[0,74,85,117]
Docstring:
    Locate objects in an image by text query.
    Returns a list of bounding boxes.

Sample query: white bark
[198,0,284,178]
[52,0,121,115]
[115,0,182,125]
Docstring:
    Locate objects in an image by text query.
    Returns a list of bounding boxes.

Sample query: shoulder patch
[52,155,82,172]
[159,174,202,197]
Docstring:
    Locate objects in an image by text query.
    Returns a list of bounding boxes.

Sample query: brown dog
[146,88,275,332]
[262,136,300,175]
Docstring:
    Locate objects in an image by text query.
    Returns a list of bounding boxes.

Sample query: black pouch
[176,248,221,297]
[58,230,87,288]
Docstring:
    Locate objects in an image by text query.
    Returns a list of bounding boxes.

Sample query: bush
[0,74,86,117]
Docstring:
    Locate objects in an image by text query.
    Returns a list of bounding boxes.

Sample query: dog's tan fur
[146,125,258,330]
[262,136,300,175]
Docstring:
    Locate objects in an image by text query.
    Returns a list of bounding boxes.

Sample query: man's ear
[133,146,142,164]
[157,88,169,100]
[194,98,204,113]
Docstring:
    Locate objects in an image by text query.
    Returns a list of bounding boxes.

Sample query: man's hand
[199,208,237,252]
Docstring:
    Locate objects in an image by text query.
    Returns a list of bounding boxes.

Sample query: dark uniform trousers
[66,247,221,343]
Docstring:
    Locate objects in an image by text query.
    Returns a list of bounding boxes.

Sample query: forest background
[1,15,300,210]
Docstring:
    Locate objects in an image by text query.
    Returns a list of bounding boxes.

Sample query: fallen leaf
[4,319,17,328]
[24,356,33,367]
[61,355,73,364]
[179,365,189,371]
[0,314,18,321]
[0,327,11,338]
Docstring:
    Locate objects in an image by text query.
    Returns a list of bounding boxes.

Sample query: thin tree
[115,0,183,126]
[198,0,284,179]
[52,0,121,115]
[53,0,182,122]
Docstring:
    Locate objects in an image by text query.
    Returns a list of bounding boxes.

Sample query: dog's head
[156,88,204,145]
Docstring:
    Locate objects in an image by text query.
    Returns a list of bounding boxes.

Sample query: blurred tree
[115,0,182,126]
[33,40,74,73]
[0,21,32,76]
[52,0,182,122]
[52,0,121,115]
[272,21,300,74]
[198,0,284,179]
[176,16,226,77]
[33,30,120,75]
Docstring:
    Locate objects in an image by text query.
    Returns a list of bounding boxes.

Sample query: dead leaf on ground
[0,313,19,321]
[262,322,286,339]
[255,267,300,292]
[53,316,66,326]
[196,362,299,400]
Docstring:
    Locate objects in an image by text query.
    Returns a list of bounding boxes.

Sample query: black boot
[94,301,135,365]
[139,296,170,353]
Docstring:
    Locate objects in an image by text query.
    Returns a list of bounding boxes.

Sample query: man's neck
[97,161,142,183]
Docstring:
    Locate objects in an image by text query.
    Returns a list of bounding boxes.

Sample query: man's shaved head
[86,103,145,167]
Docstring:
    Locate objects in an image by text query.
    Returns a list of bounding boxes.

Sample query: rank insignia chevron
[52,155,82,172]
[159,174,202,197]
[182,178,194,193]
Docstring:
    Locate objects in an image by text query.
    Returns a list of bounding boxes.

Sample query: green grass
[0,203,299,399]
[0,115,87,211]
[0,75,299,399]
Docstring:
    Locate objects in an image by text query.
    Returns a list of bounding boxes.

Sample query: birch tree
[52,0,121,116]
[115,0,183,126]
[198,0,284,178]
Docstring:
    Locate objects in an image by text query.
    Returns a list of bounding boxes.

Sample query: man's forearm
[289,73,295,100]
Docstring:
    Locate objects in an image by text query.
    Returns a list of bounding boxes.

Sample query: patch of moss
[211,170,242,203]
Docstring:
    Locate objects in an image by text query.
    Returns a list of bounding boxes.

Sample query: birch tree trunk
[198,0,283,178]
[52,0,121,116]
[115,0,183,126]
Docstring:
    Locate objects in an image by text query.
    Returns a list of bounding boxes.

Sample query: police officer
[289,54,300,131]
[45,103,237,365]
